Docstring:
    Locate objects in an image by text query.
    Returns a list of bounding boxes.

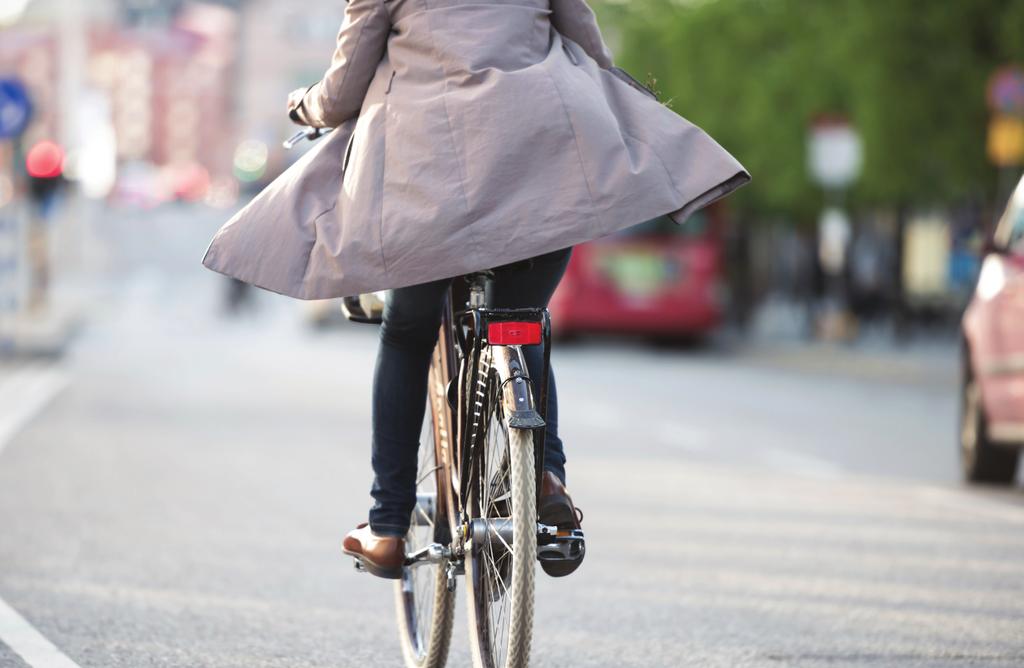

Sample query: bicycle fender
[498,360,545,430]
[508,409,545,429]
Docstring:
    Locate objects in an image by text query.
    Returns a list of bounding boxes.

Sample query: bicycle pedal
[537,530,585,563]
[537,526,582,545]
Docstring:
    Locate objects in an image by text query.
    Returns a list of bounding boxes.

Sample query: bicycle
[287,126,584,668]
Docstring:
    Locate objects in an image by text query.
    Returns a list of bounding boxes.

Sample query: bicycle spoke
[485,550,509,665]
[489,522,514,558]
[492,571,509,665]
[416,465,442,486]
[414,504,434,530]
[480,376,514,666]
[394,377,455,668]
[490,551,511,600]
[466,348,536,668]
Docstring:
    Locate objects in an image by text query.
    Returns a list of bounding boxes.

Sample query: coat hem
[202,248,310,300]
[669,171,751,224]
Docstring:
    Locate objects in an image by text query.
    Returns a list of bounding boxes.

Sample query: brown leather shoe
[342,523,405,579]
[539,471,583,531]
[538,471,585,577]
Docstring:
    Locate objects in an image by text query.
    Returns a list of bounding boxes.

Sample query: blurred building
[0,0,239,204]
[94,2,238,199]
[235,0,346,179]
[0,19,60,147]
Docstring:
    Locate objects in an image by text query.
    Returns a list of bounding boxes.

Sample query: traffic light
[24,140,65,216]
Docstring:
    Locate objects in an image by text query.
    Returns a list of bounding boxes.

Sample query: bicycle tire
[464,346,537,668]
[393,363,456,668]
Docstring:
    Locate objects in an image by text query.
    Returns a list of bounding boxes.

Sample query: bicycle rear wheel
[393,364,455,668]
[465,347,537,668]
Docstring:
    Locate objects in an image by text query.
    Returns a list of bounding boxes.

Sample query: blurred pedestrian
[26,172,65,312]
[846,219,891,332]
[223,278,254,316]
[724,219,753,333]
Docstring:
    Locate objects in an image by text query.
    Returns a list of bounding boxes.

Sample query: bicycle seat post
[466,272,488,309]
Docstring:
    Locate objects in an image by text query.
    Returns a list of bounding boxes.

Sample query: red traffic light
[25,140,64,179]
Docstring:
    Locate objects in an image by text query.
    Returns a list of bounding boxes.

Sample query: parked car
[961,175,1024,484]
[547,208,727,341]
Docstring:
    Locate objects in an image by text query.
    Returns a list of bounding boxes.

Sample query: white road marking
[652,420,711,452]
[0,364,69,456]
[761,447,844,480]
[0,363,80,666]
[914,485,1024,525]
[0,597,82,668]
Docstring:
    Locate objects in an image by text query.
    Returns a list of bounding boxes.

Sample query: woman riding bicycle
[204,0,748,580]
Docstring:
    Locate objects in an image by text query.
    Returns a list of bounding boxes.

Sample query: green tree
[594,0,1024,221]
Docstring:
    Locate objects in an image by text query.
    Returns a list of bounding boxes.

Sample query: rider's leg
[486,246,573,485]
[368,277,452,537]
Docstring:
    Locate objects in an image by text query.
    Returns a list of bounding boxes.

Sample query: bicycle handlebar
[283,126,333,150]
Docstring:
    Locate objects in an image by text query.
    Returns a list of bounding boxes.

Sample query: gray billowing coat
[203,0,750,299]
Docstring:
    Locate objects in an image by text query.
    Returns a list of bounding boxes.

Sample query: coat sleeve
[550,0,614,69]
[293,0,390,128]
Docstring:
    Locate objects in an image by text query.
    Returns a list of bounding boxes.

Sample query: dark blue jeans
[369,247,572,536]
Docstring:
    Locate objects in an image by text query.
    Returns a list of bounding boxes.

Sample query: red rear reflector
[488,321,542,345]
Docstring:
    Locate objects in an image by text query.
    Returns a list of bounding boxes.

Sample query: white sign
[808,118,863,190]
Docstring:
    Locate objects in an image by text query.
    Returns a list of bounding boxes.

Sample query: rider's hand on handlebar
[287,88,307,125]
[283,85,335,149]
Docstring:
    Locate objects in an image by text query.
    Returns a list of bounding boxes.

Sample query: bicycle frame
[438,274,553,539]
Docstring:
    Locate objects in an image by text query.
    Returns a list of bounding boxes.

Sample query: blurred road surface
[0,206,1022,667]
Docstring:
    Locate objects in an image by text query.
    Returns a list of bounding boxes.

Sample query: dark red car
[548,207,727,340]
[961,175,1024,484]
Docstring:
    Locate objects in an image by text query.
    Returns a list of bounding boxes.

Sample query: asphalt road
[0,207,1023,667]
